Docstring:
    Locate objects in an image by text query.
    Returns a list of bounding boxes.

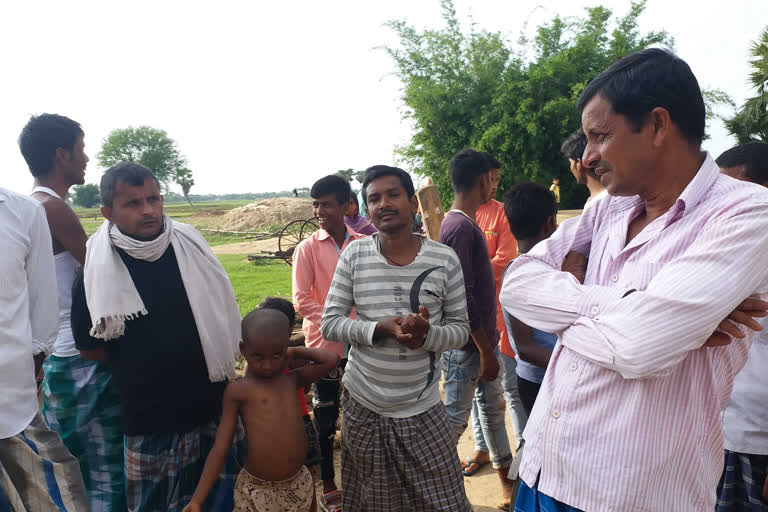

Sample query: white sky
[1,0,764,196]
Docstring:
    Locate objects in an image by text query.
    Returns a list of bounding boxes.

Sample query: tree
[385,0,672,208]
[336,169,366,183]
[72,184,100,208]
[98,126,194,192]
[175,167,195,206]
[725,27,768,143]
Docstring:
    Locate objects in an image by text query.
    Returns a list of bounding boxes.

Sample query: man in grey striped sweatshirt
[321,165,473,512]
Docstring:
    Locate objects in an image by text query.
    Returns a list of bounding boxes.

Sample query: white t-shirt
[722,327,768,455]
[31,186,82,357]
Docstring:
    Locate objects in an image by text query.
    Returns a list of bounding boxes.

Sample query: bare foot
[497,468,516,509]
[460,450,491,475]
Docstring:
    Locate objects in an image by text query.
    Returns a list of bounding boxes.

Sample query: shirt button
[611,274,618,282]
[569,363,577,371]
[591,306,599,316]
[552,410,561,419]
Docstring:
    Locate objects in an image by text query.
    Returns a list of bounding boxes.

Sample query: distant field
[74,200,256,244]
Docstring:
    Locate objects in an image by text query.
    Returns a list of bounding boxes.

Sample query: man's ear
[409,194,419,215]
[649,106,672,148]
[100,206,113,222]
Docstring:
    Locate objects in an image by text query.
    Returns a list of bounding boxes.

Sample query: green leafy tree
[336,168,355,182]
[385,0,672,208]
[72,183,100,208]
[98,126,194,192]
[336,169,366,183]
[725,27,768,143]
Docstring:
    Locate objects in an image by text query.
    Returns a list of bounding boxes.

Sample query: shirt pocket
[618,260,664,291]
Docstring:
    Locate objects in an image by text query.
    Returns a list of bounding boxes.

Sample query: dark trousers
[312,358,346,482]
[517,376,541,417]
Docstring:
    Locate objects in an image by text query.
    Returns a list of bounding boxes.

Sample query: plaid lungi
[0,412,90,511]
[42,354,125,512]
[124,418,246,512]
[341,391,472,512]
[716,449,768,511]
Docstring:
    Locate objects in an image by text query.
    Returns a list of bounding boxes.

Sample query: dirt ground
[211,237,280,255]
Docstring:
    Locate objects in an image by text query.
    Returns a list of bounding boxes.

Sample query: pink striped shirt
[499,154,768,511]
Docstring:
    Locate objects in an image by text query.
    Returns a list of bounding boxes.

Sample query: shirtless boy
[183,308,339,512]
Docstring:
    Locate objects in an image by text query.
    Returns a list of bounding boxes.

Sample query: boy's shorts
[303,414,322,468]
[234,465,313,512]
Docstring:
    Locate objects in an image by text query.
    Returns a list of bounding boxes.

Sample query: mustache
[377,209,398,218]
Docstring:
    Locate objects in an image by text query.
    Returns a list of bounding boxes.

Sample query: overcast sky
[1,0,764,196]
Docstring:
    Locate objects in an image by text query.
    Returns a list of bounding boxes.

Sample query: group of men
[3,115,245,512]
[295,48,768,512]
[2,46,768,512]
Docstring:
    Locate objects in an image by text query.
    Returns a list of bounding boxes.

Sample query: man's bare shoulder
[33,193,75,216]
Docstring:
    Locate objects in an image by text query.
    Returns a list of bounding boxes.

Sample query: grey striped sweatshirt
[321,234,470,417]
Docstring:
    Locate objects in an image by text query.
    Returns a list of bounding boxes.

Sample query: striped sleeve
[422,251,470,352]
[321,245,377,346]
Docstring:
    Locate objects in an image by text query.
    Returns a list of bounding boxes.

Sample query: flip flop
[461,457,489,476]
[319,490,342,512]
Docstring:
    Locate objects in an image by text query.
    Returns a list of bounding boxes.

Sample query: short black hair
[100,162,161,208]
[561,130,588,161]
[311,175,352,205]
[18,114,83,177]
[577,48,705,146]
[482,152,502,170]
[258,297,295,328]
[361,165,415,206]
[716,142,768,184]
[503,183,557,240]
[449,148,491,193]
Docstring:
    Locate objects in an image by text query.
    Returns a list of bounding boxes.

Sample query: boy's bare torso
[229,373,307,481]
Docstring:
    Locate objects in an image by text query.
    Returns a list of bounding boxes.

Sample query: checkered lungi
[716,449,768,511]
[42,354,124,512]
[341,391,472,512]
[0,412,90,511]
[124,418,246,512]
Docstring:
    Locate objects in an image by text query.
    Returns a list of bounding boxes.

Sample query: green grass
[217,255,292,316]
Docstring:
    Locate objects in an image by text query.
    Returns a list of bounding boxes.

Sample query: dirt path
[211,237,280,255]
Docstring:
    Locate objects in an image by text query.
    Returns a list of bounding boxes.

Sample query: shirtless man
[184,308,339,512]
[21,113,124,510]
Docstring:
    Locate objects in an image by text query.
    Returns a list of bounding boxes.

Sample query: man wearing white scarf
[71,163,244,512]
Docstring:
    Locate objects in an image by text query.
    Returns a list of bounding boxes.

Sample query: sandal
[319,490,342,512]
[461,457,489,476]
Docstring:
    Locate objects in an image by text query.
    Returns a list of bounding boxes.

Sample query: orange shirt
[475,199,517,357]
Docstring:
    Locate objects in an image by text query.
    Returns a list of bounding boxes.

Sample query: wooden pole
[416,184,444,241]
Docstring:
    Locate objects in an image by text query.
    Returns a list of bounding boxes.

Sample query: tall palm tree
[726,27,768,143]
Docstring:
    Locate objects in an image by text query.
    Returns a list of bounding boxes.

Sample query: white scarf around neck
[84,214,241,382]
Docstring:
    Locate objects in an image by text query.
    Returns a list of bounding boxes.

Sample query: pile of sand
[216,197,314,232]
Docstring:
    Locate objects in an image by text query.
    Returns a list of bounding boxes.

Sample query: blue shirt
[501,261,557,383]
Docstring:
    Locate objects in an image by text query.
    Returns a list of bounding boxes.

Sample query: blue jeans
[472,352,528,453]
[442,348,513,469]
[514,477,583,511]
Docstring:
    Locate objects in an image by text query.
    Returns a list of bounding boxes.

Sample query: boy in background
[292,175,365,511]
[501,183,559,414]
